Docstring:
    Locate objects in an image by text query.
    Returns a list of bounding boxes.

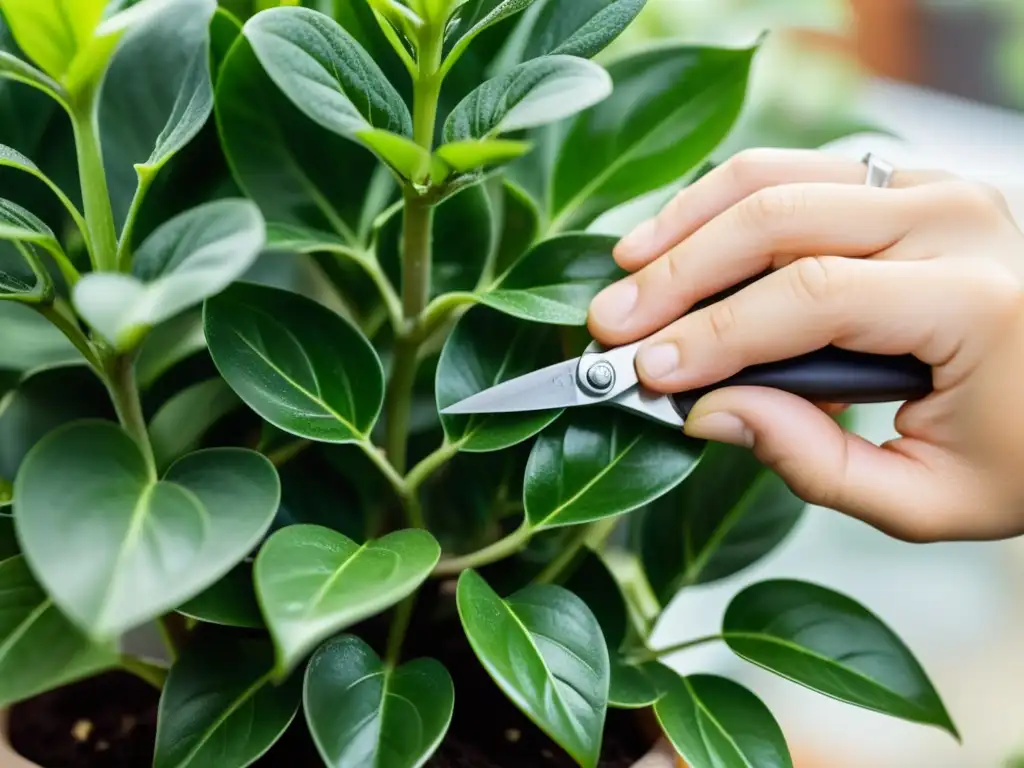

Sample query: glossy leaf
[551,43,757,229]
[215,33,379,245]
[457,569,609,768]
[154,633,301,768]
[377,182,493,299]
[443,56,611,143]
[254,525,440,676]
[436,306,563,452]
[14,421,280,637]
[434,138,532,175]
[654,672,792,768]
[304,634,454,768]
[99,0,218,228]
[149,378,241,470]
[492,0,647,65]
[640,443,805,605]
[244,6,412,142]
[73,199,265,349]
[177,562,263,629]
[205,281,384,443]
[0,554,119,708]
[0,201,54,302]
[608,659,661,710]
[525,409,704,530]
[723,580,958,736]
[480,233,623,325]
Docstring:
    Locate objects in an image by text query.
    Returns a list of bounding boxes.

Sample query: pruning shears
[440,285,935,429]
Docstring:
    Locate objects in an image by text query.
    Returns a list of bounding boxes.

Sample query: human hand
[587,148,1024,543]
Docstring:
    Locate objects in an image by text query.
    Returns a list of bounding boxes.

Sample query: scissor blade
[440,358,584,415]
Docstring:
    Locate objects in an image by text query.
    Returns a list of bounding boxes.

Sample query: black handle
[671,346,933,418]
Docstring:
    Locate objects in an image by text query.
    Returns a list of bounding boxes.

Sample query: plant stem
[419,291,477,341]
[119,654,168,689]
[116,169,156,271]
[628,633,726,664]
[105,353,157,479]
[70,89,118,273]
[37,300,102,372]
[383,334,418,475]
[385,594,416,667]
[406,439,460,493]
[533,526,592,586]
[433,523,533,577]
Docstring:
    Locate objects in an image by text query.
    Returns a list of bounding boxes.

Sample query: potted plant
[0,0,961,766]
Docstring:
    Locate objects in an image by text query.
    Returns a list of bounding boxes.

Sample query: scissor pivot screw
[584,361,615,393]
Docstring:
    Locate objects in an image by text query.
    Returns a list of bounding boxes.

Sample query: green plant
[0,0,960,766]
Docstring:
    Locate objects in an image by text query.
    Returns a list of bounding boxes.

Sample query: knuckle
[726,148,777,191]
[936,180,1005,225]
[788,255,843,305]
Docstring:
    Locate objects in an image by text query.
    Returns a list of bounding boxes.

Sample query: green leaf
[243,6,412,143]
[492,0,647,65]
[492,179,540,274]
[723,579,958,737]
[177,562,264,629]
[0,554,119,708]
[551,43,757,230]
[434,138,532,176]
[72,199,266,349]
[480,232,623,325]
[254,525,440,677]
[99,0,218,228]
[149,377,241,470]
[215,33,379,245]
[204,281,385,443]
[525,409,704,530]
[13,420,280,637]
[443,55,610,143]
[457,569,609,768]
[0,143,82,231]
[154,633,301,768]
[377,183,493,299]
[640,443,806,605]
[0,201,55,302]
[0,304,81,372]
[436,306,562,452]
[0,0,106,82]
[357,127,433,183]
[304,634,454,768]
[0,49,65,102]
[443,0,539,68]
[654,672,792,768]
[608,659,661,710]
[134,310,206,388]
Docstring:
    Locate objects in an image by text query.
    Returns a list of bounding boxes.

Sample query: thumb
[681,386,956,542]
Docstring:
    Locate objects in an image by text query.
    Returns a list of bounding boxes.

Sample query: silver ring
[862,152,895,189]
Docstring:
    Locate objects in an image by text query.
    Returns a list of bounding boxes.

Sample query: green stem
[119,654,168,689]
[116,168,156,271]
[418,291,477,341]
[37,300,101,372]
[406,439,460,494]
[70,90,118,273]
[383,334,418,475]
[433,523,533,577]
[105,353,157,479]
[385,594,416,667]
[533,525,592,586]
[628,633,726,664]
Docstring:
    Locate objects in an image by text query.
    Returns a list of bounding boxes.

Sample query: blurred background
[590,1,1024,766]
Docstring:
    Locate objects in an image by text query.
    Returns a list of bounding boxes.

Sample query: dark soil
[9,618,651,767]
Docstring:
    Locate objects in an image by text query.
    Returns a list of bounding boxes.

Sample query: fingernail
[618,219,658,255]
[591,280,638,324]
[637,342,680,380]
[684,412,754,448]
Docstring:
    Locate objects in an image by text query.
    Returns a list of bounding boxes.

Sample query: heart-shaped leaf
[148,377,241,470]
[0,201,55,302]
[254,525,441,677]
[525,409,704,530]
[640,443,806,605]
[215,33,380,245]
[154,633,301,768]
[723,579,958,736]
[436,306,563,452]
[492,0,647,66]
[434,138,532,176]
[551,42,757,230]
[73,199,266,350]
[654,672,792,768]
[457,569,609,768]
[244,6,412,143]
[443,0,540,68]
[98,0,218,229]
[377,183,494,299]
[13,420,280,638]
[304,634,454,768]
[479,233,623,325]
[177,562,263,629]
[204,281,385,443]
[0,554,119,709]
[443,56,610,143]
